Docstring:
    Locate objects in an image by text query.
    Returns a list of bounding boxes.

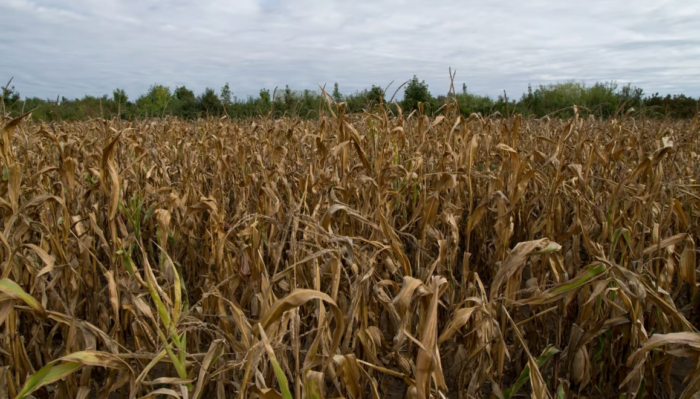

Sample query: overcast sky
[1,0,699,101]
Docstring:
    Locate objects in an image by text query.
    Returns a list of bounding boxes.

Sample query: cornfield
[0,101,699,399]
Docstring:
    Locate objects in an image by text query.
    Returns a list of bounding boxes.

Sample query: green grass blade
[523,263,607,305]
[259,324,293,399]
[0,278,45,315]
[15,361,82,399]
[503,345,560,399]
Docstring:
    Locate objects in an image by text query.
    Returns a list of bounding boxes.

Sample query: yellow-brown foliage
[0,104,699,398]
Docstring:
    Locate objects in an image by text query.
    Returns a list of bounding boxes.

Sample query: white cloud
[1,0,699,99]
[3,0,85,20]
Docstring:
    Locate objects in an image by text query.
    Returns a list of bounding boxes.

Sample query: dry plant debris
[0,102,699,398]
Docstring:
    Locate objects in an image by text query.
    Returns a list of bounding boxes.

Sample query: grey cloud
[1,0,699,100]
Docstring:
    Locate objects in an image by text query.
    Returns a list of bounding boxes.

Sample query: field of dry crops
[0,103,699,399]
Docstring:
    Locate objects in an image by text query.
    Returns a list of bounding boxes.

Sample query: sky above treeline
[1,0,699,100]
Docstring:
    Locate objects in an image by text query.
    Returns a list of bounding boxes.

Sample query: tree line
[2,76,698,121]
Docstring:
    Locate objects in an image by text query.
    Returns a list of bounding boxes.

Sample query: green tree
[221,83,232,106]
[110,89,129,118]
[113,88,128,105]
[2,85,20,113]
[645,93,699,118]
[259,88,271,103]
[332,82,342,102]
[136,84,172,117]
[4,78,696,122]
[198,87,222,116]
[256,88,272,115]
[619,83,644,109]
[403,75,432,112]
[284,85,293,110]
[368,85,384,106]
[173,86,197,118]
[174,86,195,102]
[455,92,494,116]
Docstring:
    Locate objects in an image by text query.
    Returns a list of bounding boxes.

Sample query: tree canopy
[1,77,697,121]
